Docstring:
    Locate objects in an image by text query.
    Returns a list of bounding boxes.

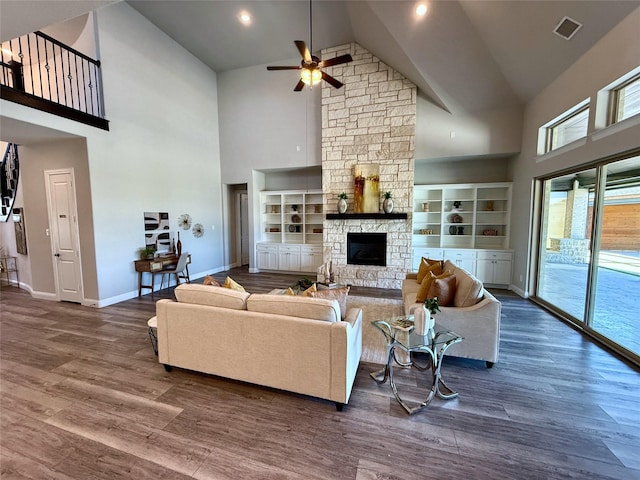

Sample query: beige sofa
[402,260,501,367]
[155,283,363,410]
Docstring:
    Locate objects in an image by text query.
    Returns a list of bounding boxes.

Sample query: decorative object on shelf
[444,202,451,212]
[419,229,433,235]
[457,226,465,235]
[269,227,280,232]
[192,223,204,238]
[291,214,301,223]
[313,228,323,233]
[178,213,192,230]
[291,205,298,212]
[382,191,394,214]
[422,202,430,211]
[449,226,458,235]
[485,200,494,211]
[271,205,278,213]
[337,192,348,214]
[449,213,463,223]
[354,164,380,213]
[289,225,296,232]
[176,231,182,256]
[314,204,322,213]
[483,229,498,236]
[452,201,462,212]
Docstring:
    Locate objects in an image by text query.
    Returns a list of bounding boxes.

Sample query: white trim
[31,290,59,302]
[510,285,528,298]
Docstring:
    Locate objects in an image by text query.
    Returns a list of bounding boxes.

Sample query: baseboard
[31,290,58,302]
[510,285,528,298]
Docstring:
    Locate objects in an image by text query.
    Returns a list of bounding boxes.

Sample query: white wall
[509,6,640,296]
[1,2,224,306]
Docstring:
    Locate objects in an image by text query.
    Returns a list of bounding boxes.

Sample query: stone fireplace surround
[321,43,416,289]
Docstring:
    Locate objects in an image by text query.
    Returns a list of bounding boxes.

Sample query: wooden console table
[134,253,190,296]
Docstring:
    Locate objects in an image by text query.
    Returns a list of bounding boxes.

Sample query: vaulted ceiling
[2,0,638,115]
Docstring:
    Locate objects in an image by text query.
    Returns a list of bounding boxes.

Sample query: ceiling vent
[554,16,582,40]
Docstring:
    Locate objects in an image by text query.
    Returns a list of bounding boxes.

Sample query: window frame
[544,104,590,153]
[608,73,640,125]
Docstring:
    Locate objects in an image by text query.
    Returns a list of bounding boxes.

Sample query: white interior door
[45,169,83,303]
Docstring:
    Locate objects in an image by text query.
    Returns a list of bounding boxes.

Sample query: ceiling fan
[266,1,352,91]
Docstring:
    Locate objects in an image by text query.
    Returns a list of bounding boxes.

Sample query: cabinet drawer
[279,245,301,254]
[300,245,322,255]
[477,250,513,261]
[443,249,477,260]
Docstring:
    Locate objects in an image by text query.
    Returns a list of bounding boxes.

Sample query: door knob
[54,253,60,257]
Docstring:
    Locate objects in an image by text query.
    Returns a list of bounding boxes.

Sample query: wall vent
[554,16,582,40]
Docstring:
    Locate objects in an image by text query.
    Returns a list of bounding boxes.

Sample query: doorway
[228,184,249,267]
[44,168,84,303]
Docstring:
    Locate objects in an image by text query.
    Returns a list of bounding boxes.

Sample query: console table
[0,256,19,287]
[134,253,190,296]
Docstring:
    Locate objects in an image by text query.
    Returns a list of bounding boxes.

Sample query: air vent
[554,16,582,40]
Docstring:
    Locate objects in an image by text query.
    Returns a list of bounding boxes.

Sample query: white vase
[383,198,393,213]
[413,304,429,335]
[337,198,347,214]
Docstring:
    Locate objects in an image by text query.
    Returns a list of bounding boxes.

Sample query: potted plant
[337,192,348,214]
[382,191,393,213]
[414,296,439,335]
[138,245,156,260]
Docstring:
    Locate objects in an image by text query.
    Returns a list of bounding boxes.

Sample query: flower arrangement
[424,297,440,315]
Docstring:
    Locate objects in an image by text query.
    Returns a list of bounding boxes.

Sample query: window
[609,74,640,124]
[545,105,589,152]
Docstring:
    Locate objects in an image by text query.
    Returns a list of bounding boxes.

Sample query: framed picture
[354,164,380,213]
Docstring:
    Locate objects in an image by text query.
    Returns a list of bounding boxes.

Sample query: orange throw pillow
[426,273,457,306]
[203,275,221,287]
[416,258,444,283]
[416,270,452,303]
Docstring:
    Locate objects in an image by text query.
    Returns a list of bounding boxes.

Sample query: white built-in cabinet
[412,182,513,287]
[257,190,324,273]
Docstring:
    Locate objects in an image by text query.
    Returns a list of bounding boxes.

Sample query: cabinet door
[412,248,445,270]
[493,260,512,285]
[300,246,322,272]
[475,259,494,283]
[279,246,301,272]
[257,247,278,270]
[444,249,476,274]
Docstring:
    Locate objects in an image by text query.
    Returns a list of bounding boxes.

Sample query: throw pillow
[426,273,457,307]
[203,275,221,287]
[301,283,317,297]
[223,276,245,292]
[416,258,444,284]
[310,286,350,320]
[416,270,452,303]
[285,287,296,296]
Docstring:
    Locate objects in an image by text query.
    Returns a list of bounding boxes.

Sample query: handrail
[0,29,107,128]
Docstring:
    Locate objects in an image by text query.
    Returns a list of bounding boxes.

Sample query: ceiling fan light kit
[266,1,352,91]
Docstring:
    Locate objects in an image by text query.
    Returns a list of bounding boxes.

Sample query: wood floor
[1,267,639,479]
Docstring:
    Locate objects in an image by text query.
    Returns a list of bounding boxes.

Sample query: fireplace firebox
[347,233,387,266]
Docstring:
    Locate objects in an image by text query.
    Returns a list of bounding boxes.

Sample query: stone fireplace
[321,43,416,289]
[347,233,387,266]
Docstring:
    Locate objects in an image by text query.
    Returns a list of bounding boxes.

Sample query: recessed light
[415,3,428,17]
[238,10,252,26]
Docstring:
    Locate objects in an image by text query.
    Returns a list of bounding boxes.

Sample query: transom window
[545,105,589,152]
[609,74,640,124]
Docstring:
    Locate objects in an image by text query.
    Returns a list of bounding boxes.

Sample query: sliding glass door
[536,155,640,362]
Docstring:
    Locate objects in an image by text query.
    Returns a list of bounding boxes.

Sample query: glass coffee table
[370,315,462,415]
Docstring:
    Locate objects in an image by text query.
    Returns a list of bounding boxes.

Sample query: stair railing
[1,30,107,128]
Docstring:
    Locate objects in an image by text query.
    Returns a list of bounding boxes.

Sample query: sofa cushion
[175,283,249,310]
[247,294,340,323]
[416,270,452,303]
[426,273,457,306]
[310,286,350,320]
[443,261,484,307]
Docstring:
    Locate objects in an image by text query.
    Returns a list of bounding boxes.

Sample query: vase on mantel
[383,197,394,214]
[337,198,347,214]
[176,231,182,257]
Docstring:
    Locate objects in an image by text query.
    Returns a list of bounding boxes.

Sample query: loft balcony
[1,30,109,131]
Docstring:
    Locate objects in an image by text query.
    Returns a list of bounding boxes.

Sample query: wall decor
[192,223,204,238]
[178,213,192,230]
[144,212,171,251]
[353,164,380,213]
[12,207,27,254]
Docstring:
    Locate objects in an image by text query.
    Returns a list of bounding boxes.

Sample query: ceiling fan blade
[321,72,343,89]
[293,79,305,91]
[294,40,312,63]
[267,66,301,70]
[319,54,353,68]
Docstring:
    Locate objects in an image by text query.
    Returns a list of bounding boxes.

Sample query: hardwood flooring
[1,267,639,479]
